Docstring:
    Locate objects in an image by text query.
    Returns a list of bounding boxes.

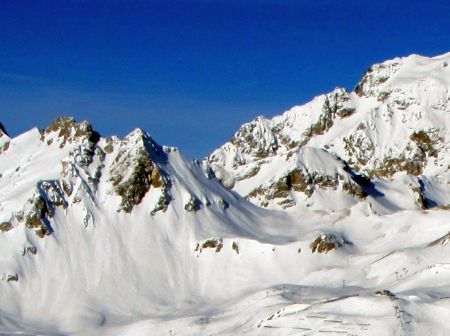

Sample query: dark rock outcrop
[0,122,9,137]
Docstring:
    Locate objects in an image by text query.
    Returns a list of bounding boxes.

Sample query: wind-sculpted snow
[2,52,450,336]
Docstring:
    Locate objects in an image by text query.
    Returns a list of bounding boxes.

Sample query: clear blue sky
[1,0,449,159]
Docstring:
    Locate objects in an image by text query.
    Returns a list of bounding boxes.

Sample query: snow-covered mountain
[207,52,450,213]
[2,52,450,335]
[0,117,313,335]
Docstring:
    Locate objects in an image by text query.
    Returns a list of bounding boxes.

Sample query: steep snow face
[207,52,450,210]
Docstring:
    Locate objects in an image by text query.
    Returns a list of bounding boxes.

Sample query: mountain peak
[354,51,450,98]
[207,51,450,211]
[41,116,100,147]
[108,128,170,213]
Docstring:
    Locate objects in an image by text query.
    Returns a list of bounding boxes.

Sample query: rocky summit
[207,52,450,212]
[1,52,450,335]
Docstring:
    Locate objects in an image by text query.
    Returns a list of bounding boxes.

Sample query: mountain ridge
[2,52,450,335]
[206,52,450,212]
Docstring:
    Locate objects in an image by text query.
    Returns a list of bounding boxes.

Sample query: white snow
[2,52,450,335]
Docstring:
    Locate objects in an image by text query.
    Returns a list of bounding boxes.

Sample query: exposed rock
[247,168,316,208]
[304,104,334,138]
[109,131,169,213]
[112,150,153,213]
[38,181,67,210]
[41,116,100,148]
[23,183,67,238]
[6,274,18,282]
[103,137,114,154]
[217,199,229,210]
[205,54,450,212]
[410,129,441,158]
[232,241,239,254]
[198,238,223,253]
[246,158,366,209]
[302,89,354,145]
[342,180,367,199]
[150,165,163,188]
[412,182,428,210]
[375,290,395,298]
[371,155,424,178]
[0,141,10,155]
[60,146,102,203]
[229,116,278,162]
[184,195,202,212]
[35,226,51,238]
[342,123,374,168]
[0,222,13,232]
[354,60,400,97]
[25,213,45,229]
[236,165,261,182]
[310,233,350,254]
[150,191,171,216]
[0,122,9,137]
[38,118,104,208]
[203,165,216,180]
[27,246,37,255]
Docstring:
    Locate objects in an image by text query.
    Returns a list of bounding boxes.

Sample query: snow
[207,51,450,212]
[2,52,450,335]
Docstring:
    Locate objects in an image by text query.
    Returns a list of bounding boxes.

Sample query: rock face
[206,52,450,211]
[109,129,169,213]
[310,233,351,254]
[40,116,100,148]
[0,222,13,232]
[239,147,366,210]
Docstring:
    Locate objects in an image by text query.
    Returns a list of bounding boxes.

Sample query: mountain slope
[0,117,309,334]
[2,52,450,336]
[207,52,450,212]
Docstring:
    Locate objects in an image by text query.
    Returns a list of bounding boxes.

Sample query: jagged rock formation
[40,116,100,147]
[0,117,178,245]
[108,129,169,213]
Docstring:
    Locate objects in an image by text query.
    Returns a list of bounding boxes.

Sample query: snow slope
[207,52,450,212]
[1,52,450,336]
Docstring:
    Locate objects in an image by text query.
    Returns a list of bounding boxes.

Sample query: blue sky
[1,0,449,159]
